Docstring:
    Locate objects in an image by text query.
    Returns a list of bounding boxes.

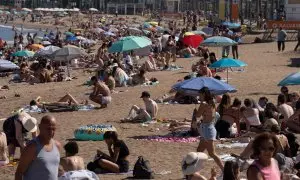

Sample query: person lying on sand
[30,93,88,108]
[89,76,111,108]
[121,91,158,123]
[59,141,84,176]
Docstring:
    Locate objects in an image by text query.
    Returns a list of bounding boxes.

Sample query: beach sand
[1,14,300,179]
[0,41,299,179]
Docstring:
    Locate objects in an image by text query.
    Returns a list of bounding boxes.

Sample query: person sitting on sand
[181,152,217,180]
[88,131,129,173]
[277,94,294,130]
[155,52,166,68]
[286,100,300,133]
[241,98,261,131]
[216,96,242,138]
[121,91,158,123]
[112,64,129,87]
[197,61,213,77]
[59,141,84,176]
[239,125,290,160]
[89,76,111,108]
[0,132,9,166]
[103,71,115,92]
[179,44,192,58]
[143,54,157,72]
[129,69,148,86]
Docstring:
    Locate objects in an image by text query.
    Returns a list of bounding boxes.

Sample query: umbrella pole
[227,68,229,83]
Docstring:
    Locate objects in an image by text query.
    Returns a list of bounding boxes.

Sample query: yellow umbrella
[148,21,158,26]
[30,44,44,50]
[184,32,195,36]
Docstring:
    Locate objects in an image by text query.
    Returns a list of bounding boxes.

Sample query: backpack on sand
[133,156,154,179]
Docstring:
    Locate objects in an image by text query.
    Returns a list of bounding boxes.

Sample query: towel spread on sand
[141,81,159,87]
[158,65,183,71]
[216,142,249,149]
[20,104,96,113]
[134,135,199,143]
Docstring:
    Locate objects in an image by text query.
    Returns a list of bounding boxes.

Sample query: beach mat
[133,134,199,143]
[216,142,249,149]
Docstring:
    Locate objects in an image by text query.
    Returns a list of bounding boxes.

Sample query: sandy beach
[1,32,300,180]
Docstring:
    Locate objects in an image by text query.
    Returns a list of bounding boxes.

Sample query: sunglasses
[260,146,275,152]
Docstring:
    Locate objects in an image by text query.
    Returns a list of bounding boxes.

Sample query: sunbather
[121,91,158,123]
[89,76,112,108]
[30,93,88,108]
[59,141,84,176]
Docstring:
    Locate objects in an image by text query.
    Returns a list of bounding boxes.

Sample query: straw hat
[181,152,208,175]
[18,112,37,133]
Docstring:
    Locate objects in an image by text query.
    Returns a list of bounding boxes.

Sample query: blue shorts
[199,122,216,140]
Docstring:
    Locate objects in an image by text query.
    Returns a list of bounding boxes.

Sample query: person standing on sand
[89,76,112,108]
[294,30,300,51]
[15,115,61,180]
[196,87,223,171]
[277,27,287,52]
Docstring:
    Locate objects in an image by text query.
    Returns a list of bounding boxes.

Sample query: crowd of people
[2,9,300,180]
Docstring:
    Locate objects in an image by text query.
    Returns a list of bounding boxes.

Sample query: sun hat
[18,112,37,133]
[181,152,208,175]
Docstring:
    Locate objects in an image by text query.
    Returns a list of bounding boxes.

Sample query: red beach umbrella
[183,35,204,48]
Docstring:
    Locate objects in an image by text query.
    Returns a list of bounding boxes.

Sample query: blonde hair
[0,132,8,162]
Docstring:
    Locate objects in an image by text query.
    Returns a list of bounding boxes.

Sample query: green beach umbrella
[64,32,74,36]
[278,72,300,86]
[12,50,35,57]
[108,36,152,53]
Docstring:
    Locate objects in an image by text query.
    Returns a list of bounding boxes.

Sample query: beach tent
[108,36,152,53]
[172,77,237,96]
[0,60,19,71]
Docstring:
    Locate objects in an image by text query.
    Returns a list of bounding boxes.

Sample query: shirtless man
[59,141,84,176]
[89,76,112,108]
[122,91,158,122]
[277,94,294,130]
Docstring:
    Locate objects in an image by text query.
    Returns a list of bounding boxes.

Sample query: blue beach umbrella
[66,36,78,41]
[172,77,237,96]
[278,72,300,86]
[201,36,237,47]
[0,60,19,71]
[12,50,35,57]
[143,22,152,28]
[108,36,152,53]
[210,57,247,83]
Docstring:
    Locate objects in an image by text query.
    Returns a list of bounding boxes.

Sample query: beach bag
[133,156,154,179]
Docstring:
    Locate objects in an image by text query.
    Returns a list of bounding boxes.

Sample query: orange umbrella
[30,44,44,50]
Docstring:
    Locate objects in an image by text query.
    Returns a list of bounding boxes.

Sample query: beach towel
[216,142,249,149]
[141,81,159,87]
[59,170,99,180]
[159,65,183,71]
[134,134,199,143]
